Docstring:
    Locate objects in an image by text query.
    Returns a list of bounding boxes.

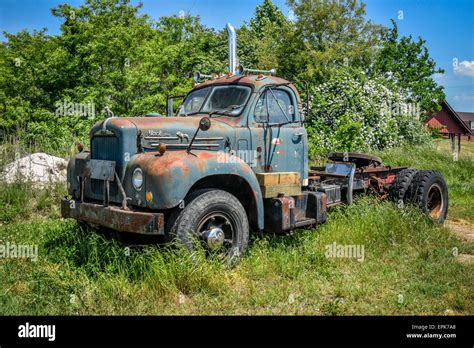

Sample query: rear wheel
[390,168,418,208]
[168,189,249,265]
[411,170,448,223]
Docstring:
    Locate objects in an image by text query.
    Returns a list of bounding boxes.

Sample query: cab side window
[255,88,295,124]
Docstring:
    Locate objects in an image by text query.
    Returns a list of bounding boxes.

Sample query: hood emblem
[147,129,163,137]
[176,131,190,142]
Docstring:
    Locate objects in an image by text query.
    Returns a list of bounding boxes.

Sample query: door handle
[292,132,304,142]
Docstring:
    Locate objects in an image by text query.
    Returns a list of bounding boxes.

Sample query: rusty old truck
[61,23,448,261]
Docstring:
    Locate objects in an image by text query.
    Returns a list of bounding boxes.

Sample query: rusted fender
[126,150,264,230]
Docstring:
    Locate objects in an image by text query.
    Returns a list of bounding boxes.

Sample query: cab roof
[193,74,298,94]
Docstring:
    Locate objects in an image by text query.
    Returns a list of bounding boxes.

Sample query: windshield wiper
[180,104,244,118]
[209,104,244,118]
[185,111,203,116]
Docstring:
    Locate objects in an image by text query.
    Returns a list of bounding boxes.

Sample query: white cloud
[454,60,474,77]
[453,95,474,101]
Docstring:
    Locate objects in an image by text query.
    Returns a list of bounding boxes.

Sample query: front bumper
[61,198,165,235]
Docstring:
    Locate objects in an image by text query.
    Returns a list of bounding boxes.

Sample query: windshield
[178,85,251,116]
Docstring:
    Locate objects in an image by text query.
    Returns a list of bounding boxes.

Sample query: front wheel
[168,189,249,264]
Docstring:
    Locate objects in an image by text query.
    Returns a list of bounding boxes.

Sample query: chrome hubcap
[202,227,225,250]
[197,212,234,251]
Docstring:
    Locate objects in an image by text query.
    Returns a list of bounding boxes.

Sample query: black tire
[389,168,418,208]
[168,189,249,264]
[410,170,448,224]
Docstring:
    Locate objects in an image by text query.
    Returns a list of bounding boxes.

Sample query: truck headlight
[132,168,143,190]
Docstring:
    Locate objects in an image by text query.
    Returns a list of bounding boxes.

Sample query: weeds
[0,141,473,315]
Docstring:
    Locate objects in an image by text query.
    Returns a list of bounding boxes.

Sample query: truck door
[249,86,307,184]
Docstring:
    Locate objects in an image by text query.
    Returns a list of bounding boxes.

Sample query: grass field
[0,140,473,315]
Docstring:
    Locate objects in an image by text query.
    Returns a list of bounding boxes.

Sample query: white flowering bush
[307,67,430,158]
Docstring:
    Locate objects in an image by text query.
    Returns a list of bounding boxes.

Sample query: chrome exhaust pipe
[226,23,237,74]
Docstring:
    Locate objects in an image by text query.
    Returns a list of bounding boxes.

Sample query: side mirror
[193,71,202,82]
[236,64,245,75]
[166,94,186,117]
[199,117,211,131]
[187,117,211,154]
[166,95,173,117]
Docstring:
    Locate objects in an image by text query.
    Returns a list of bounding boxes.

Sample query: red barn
[425,100,473,152]
[458,112,474,136]
[426,117,448,135]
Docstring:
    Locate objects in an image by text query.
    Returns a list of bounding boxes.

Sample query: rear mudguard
[126,150,264,230]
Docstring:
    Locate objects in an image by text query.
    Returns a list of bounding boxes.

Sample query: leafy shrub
[428,126,444,139]
[306,67,431,157]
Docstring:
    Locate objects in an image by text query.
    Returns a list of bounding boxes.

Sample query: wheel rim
[427,183,444,220]
[197,211,235,252]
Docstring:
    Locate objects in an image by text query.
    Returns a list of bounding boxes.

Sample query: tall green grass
[0,182,66,223]
[0,136,68,223]
[0,141,473,315]
[0,197,472,315]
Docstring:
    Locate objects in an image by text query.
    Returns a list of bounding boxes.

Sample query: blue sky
[1,0,473,111]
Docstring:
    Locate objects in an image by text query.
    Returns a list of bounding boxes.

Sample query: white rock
[1,153,68,187]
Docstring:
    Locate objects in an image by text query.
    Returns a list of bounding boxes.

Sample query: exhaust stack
[226,23,237,74]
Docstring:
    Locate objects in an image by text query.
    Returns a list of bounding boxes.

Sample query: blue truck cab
[62,73,321,257]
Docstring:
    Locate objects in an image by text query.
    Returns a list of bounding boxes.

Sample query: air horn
[193,71,215,82]
[236,64,277,76]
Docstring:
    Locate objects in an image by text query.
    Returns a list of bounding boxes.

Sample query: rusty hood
[128,116,235,134]
[91,115,238,152]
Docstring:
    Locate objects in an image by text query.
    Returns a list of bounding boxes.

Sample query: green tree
[51,0,155,115]
[283,0,385,83]
[374,20,445,114]
[0,0,447,157]
[0,30,67,131]
[250,0,289,36]
[237,0,292,71]
[0,0,226,152]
